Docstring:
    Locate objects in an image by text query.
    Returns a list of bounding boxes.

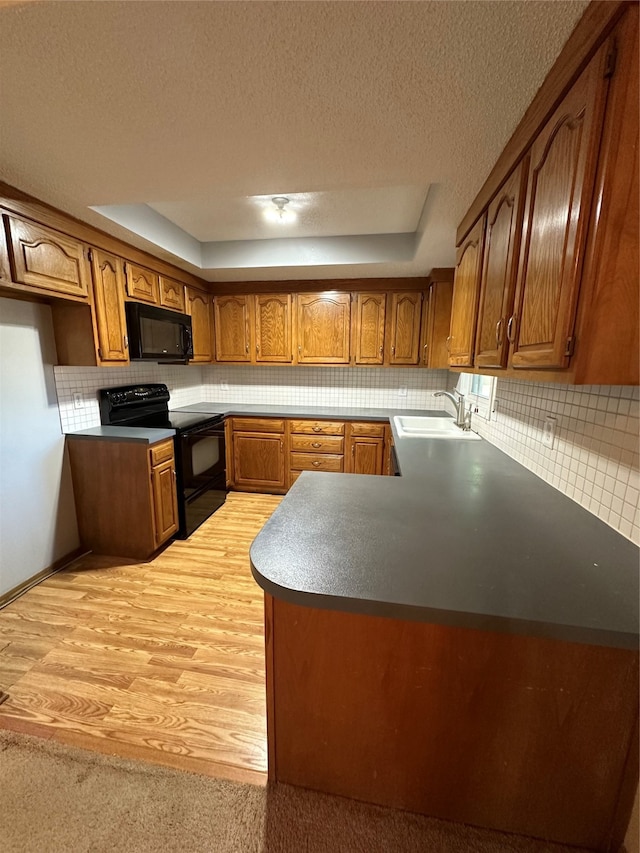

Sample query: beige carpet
[0,730,590,853]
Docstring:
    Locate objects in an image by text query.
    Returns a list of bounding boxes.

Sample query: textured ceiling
[0,0,589,281]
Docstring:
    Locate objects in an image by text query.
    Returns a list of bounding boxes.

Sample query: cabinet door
[421,279,453,368]
[90,248,129,364]
[159,276,186,313]
[125,263,159,304]
[255,294,292,363]
[348,436,384,475]
[449,216,485,367]
[353,293,386,365]
[296,293,351,364]
[5,214,90,299]
[186,287,214,363]
[388,292,422,365]
[232,432,286,490]
[214,295,251,362]
[510,46,609,370]
[475,162,527,368]
[151,458,179,547]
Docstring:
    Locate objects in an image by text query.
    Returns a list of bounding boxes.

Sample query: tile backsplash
[53,363,639,544]
[468,379,640,544]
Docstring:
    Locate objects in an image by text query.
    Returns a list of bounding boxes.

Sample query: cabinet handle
[280,440,284,452]
[379,345,384,355]
[495,319,502,347]
[245,343,249,354]
[312,426,322,433]
[446,336,451,352]
[298,345,302,354]
[312,460,321,467]
[507,315,516,343]
[123,335,128,349]
[391,345,396,355]
[256,344,260,353]
[423,343,428,364]
[312,442,321,448]
[351,444,355,457]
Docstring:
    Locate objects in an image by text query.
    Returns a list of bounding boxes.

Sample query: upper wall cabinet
[125,263,159,305]
[187,287,214,363]
[90,249,129,364]
[353,292,386,365]
[214,294,251,362]
[474,161,528,369]
[510,44,609,370]
[159,276,185,313]
[4,214,90,300]
[254,294,292,363]
[449,216,485,368]
[421,274,454,369]
[388,292,423,365]
[296,292,351,364]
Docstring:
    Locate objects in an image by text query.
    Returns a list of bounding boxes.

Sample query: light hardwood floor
[0,492,282,784]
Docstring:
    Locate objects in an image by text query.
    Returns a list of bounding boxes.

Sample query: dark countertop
[244,410,639,650]
[65,426,176,443]
[172,402,430,421]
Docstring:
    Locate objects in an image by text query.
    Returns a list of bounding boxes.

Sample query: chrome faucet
[434,390,467,428]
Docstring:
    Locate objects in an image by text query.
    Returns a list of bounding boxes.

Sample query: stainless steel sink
[393,416,481,440]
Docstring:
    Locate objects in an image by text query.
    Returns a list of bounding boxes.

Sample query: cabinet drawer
[290,452,344,472]
[232,417,286,433]
[349,421,385,438]
[289,420,345,436]
[150,440,174,466]
[290,435,344,454]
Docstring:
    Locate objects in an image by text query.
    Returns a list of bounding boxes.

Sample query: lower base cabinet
[346,422,385,475]
[67,436,178,559]
[227,418,287,493]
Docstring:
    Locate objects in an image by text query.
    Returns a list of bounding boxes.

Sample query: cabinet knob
[298,344,302,355]
[256,344,260,353]
[312,426,322,433]
[312,442,321,448]
[312,460,321,467]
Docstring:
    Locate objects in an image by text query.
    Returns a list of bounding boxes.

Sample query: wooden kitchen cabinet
[289,419,345,487]
[3,213,91,300]
[353,292,386,365]
[159,276,186,313]
[228,417,287,493]
[67,436,178,560]
[388,291,423,365]
[449,216,485,368]
[254,293,292,363]
[510,44,609,370]
[421,271,454,368]
[124,262,159,304]
[296,292,351,364]
[186,287,214,363]
[474,162,527,369]
[214,294,251,362]
[89,248,129,364]
[346,422,385,475]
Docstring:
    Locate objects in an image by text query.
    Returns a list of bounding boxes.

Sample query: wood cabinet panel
[151,456,179,547]
[349,422,384,438]
[290,435,344,454]
[125,263,159,304]
[159,276,185,313]
[475,162,527,368]
[353,292,386,365]
[232,433,286,490]
[449,217,485,367]
[347,436,384,475]
[150,439,174,466]
[511,45,609,370]
[186,287,214,363]
[4,214,90,299]
[421,276,453,368]
[90,248,128,365]
[254,294,292,363]
[388,292,423,364]
[290,452,344,473]
[296,293,351,364]
[289,420,345,436]
[214,295,251,362]
[231,418,286,434]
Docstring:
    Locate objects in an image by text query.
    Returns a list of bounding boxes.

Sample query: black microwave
[125,302,193,363]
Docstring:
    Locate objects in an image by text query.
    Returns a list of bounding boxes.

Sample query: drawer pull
[312,442,321,448]
[313,426,322,433]
[312,460,321,467]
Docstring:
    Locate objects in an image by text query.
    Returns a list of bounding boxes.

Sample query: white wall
[0,298,79,597]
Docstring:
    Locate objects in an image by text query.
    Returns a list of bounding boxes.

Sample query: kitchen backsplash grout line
[52,364,639,545]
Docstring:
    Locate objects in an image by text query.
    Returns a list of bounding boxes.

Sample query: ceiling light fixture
[272,196,290,219]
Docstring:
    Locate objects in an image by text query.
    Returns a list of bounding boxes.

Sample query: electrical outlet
[73,393,83,409]
[398,387,408,397]
[541,415,557,449]
[220,382,229,391]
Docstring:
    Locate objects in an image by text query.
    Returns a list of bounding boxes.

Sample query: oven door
[177,423,228,538]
